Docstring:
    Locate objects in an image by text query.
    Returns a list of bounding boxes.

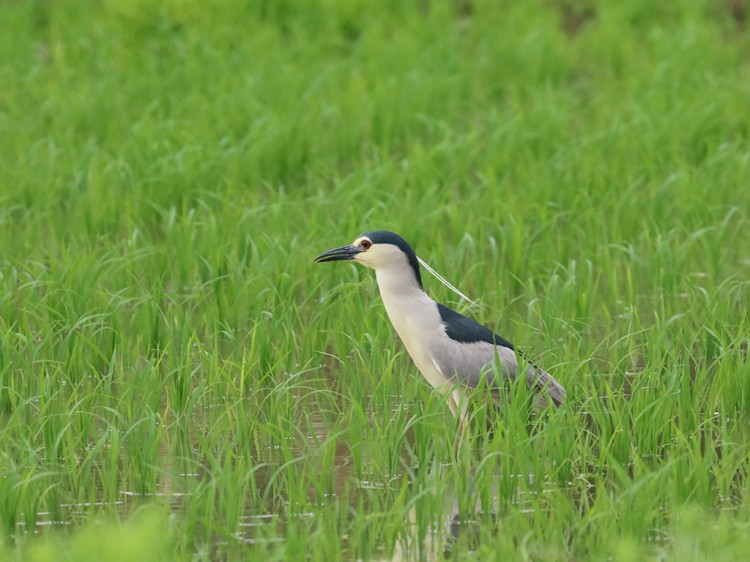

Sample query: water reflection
[389,491,480,561]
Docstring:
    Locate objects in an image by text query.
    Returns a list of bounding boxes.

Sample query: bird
[314,230,566,425]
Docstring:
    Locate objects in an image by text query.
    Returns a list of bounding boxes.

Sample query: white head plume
[417,256,483,309]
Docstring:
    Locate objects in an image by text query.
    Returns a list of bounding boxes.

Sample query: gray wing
[433,303,566,406]
[430,338,518,387]
[429,338,566,406]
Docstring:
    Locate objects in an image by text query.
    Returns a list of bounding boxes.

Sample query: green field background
[1,0,749,560]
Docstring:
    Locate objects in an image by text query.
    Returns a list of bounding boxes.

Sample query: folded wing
[432,304,566,406]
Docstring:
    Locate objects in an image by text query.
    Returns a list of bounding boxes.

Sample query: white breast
[375,269,451,391]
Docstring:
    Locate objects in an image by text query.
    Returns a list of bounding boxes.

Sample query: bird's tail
[529,367,566,408]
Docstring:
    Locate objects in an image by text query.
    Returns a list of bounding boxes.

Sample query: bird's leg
[451,389,470,458]
[446,391,459,417]
[453,389,469,430]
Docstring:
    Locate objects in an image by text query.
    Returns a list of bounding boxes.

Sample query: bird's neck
[375,266,437,337]
[374,266,441,380]
[375,266,428,303]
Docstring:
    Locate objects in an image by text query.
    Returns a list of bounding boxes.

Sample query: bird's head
[314,230,422,287]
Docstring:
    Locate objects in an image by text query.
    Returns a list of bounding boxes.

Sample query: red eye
[361,240,372,250]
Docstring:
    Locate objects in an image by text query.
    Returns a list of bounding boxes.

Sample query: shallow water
[14,399,746,560]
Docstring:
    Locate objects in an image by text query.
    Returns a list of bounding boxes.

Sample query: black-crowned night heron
[315,231,566,423]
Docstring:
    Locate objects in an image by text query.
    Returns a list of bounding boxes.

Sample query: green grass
[1,0,749,559]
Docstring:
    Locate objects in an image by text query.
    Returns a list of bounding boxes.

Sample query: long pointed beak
[314,244,361,263]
